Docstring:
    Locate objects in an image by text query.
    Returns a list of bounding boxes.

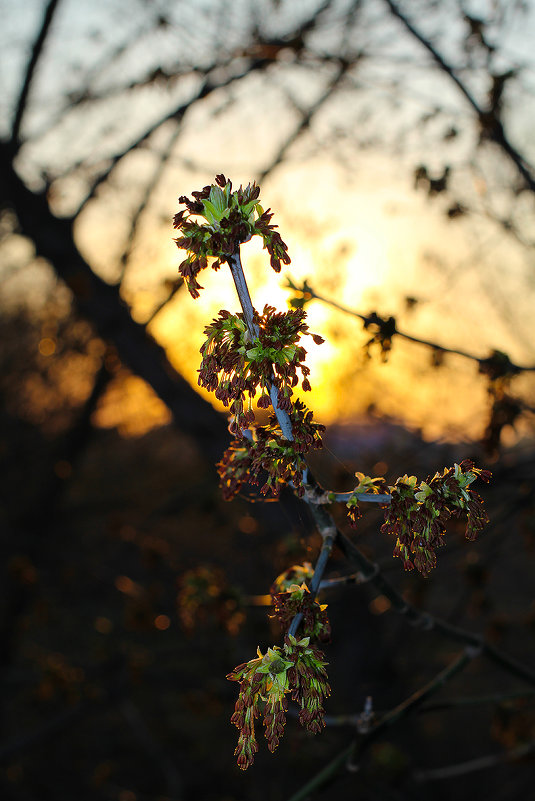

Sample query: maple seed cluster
[173,174,290,298]
[227,635,331,771]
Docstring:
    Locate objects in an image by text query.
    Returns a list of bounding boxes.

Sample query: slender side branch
[383,0,535,192]
[335,527,535,686]
[420,688,535,713]
[294,282,535,373]
[258,59,351,184]
[285,648,477,800]
[359,648,475,747]
[414,740,535,782]
[285,740,356,801]
[118,125,183,283]
[11,0,60,146]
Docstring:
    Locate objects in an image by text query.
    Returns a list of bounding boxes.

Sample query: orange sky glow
[83,156,535,446]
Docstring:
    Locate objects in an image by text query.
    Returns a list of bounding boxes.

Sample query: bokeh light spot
[38,337,56,356]
[154,614,170,630]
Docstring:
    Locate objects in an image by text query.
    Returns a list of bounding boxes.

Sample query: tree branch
[334,526,535,687]
[10,0,61,146]
[289,280,535,373]
[0,140,228,463]
[383,0,535,192]
[257,59,351,183]
[414,739,535,782]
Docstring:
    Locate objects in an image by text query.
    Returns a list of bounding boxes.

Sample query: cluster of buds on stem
[216,401,324,499]
[271,582,331,642]
[381,459,491,576]
[227,635,330,770]
[174,177,492,773]
[173,174,290,298]
[198,306,323,435]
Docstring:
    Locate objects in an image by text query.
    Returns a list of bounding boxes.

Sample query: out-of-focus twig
[11,0,60,145]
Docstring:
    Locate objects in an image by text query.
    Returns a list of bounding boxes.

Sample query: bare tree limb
[0,140,228,463]
[334,526,535,687]
[118,124,183,283]
[10,0,61,146]
[383,0,535,192]
[414,739,535,782]
[73,54,280,217]
[289,279,535,372]
[257,60,352,183]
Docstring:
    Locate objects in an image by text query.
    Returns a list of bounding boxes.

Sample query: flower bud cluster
[227,635,330,770]
[271,562,315,593]
[346,471,388,527]
[216,401,325,500]
[271,582,331,642]
[198,306,323,435]
[173,174,290,298]
[380,459,491,576]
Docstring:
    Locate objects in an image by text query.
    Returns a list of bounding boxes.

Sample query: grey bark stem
[228,249,294,441]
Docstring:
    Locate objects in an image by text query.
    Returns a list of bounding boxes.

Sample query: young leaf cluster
[217,401,325,499]
[173,174,290,298]
[227,635,331,770]
[198,306,323,435]
[381,460,492,576]
[271,583,331,642]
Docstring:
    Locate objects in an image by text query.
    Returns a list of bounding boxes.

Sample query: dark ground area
[1,315,534,801]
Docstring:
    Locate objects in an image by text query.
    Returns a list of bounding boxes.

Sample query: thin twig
[73,53,280,218]
[331,491,392,504]
[285,740,356,801]
[144,279,184,326]
[334,526,535,687]
[257,59,351,184]
[414,739,535,782]
[11,0,60,146]
[118,125,183,283]
[382,0,535,192]
[420,688,535,713]
[292,281,535,373]
[357,648,475,748]
[284,648,481,799]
